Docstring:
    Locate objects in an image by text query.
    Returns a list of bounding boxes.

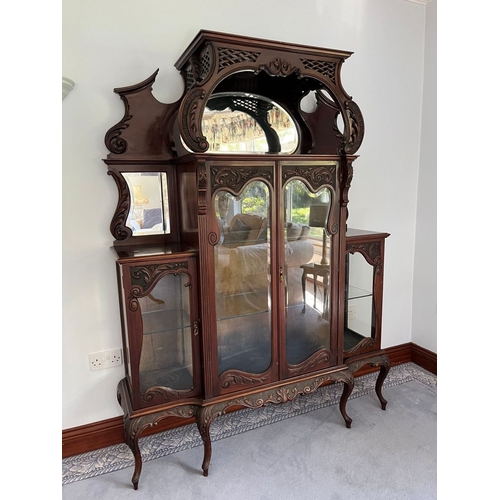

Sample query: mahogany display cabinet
[104,30,391,489]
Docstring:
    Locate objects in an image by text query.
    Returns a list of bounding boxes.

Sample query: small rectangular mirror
[123,172,170,236]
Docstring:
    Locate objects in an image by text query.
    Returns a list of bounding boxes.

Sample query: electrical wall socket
[89,348,123,371]
[347,305,356,320]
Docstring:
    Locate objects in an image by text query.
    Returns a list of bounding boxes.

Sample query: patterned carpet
[62,362,436,485]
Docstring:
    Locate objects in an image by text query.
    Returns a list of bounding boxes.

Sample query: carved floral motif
[282,165,337,191]
[130,262,189,291]
[211,166,273,192]
[259,58,299,77]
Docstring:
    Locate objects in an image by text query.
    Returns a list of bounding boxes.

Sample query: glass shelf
[141,308,191,336]
[216,291,269,321]
[140,365,194,392]
[346,284,372,301]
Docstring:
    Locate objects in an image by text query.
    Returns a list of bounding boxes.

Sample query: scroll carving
[286,349,332,377]
[124,403,198,444]
[220,369,272,389]
[211,166,273,192]
[282,164,336,191]
[343,100,365,155]
[143,386,195,402]
[300,58,337,83]
[130,262,189,292]
[259,58,299,77]
[345,337,376,356]
[347,242,383,274]
[341,160,354,208]
[107,170,132,241]
[105,119,130,154]
[180,88,208,152]
[104,69,161,156]
[347,353,390,376]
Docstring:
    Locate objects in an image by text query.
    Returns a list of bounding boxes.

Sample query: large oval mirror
[199,92,298,154]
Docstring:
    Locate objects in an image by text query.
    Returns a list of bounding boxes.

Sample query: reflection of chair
[300,263,330,316]
[222,213,267,248]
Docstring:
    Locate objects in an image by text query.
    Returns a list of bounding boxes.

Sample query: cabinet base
[117,366,355,489]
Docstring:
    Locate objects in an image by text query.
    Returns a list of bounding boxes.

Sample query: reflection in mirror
[283,179,332,365]
[201,93,298,154]
[124,173,170,236]
[344,252,374,350]
[213,181,272,375]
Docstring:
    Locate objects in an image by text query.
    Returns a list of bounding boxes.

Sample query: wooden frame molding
[62,342,435,458]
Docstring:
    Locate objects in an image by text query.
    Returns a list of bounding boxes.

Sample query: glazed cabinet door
[117,254,201,409]
[343,231,389,359]
[206,162,277,396]
[200,159,342,396]
[280,161,341,378]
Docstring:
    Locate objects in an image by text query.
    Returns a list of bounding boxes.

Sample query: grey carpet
[62,362,436,499]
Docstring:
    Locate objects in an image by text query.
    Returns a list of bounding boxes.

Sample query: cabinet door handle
[193,320,200,336]
[279,267,285,283]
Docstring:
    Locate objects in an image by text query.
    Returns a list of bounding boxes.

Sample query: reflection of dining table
[300,263,330,314]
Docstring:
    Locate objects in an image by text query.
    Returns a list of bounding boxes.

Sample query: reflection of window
[201,93,298,154]
[285,181,329,238]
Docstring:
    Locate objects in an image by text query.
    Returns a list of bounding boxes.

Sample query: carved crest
[259,58,299,77]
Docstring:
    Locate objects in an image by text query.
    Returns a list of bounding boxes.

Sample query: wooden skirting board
[62,342,435,458]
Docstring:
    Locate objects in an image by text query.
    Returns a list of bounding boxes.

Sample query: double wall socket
[89,348,123,371]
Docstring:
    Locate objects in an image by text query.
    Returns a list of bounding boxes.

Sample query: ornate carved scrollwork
[340,160,354,208]
[143,386,195,402]
[180,88,208,152]
[282,164,337,191]
[107,170,133,241]
[130,262,189,291]
[347,242,383,275]
[219,369,272,389]
[195,367,354,476]
[105,119,130,154]
[286,349,332,377]
[259,58,300,77]
[342,100,365,155]
[211,166,273,193]
[347,353,390,375]
[124,403,199,488]
[104,69,161,156]
[345,337,376,356]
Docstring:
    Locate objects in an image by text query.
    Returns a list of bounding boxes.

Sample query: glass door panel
[283,179,332,365]
[138,272,193,392]
[213,181,272,375]
[344,252,374,350]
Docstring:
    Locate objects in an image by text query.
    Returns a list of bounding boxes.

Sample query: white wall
[62,0,433,429]
[412,0,437,352]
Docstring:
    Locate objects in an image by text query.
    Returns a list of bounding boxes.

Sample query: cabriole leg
[123,417,143,490]
[339,376,354,428]
[196,406,215,477]
[375,361,390,410]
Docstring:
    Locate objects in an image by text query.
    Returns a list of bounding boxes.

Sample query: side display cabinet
[344,229,391,408]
